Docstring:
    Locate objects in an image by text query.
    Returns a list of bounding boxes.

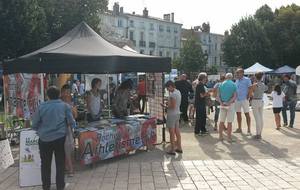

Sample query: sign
[19,130,56,187]
[0,139,14,172]
[296,66,300,76]
[79,118,156,165]
[146,73,164,120]
[3,74,43,119]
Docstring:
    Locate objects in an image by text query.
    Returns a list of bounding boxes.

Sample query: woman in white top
[271,84,285,130]
[86,78,102,122]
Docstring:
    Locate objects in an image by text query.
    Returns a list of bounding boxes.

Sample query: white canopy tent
[244,62,273,75]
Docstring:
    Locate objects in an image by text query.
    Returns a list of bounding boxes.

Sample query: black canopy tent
[3,22,171,74]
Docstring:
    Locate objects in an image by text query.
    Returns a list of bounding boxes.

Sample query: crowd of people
[164,68,298,154]
[30,70,298,189]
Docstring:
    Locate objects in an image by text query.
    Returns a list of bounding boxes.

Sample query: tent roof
[273,65,295,74]
[3,22,171,74]
[244,62,273,75]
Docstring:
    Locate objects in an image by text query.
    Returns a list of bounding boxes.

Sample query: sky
[108,0,300,34]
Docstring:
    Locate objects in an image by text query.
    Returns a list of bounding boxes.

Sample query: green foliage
[180,36,205,73]
[0,0,108,60]
[223,16,272,68]
[223,4,300,69]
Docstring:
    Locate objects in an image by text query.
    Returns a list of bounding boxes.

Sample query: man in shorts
[164,81,183,155]
[234,68,252,135]
[218,73,237,142]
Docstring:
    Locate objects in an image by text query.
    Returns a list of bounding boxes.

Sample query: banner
[4,74,43,119]
[19,130,56,187]
[146,73,164,120]
[79,118,156,165]
[0,139,14,172]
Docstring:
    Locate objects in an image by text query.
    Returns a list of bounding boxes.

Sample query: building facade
[182,29,225,70]
[100,3,182,59]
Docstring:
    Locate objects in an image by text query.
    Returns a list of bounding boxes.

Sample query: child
[271,84,285,130]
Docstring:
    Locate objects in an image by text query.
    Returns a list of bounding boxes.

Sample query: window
[140,31,144,41]
[140,22,145,29]
[150,23,154,31]
[174,36,178,47]
[159,25,164,32]
[166,26,170,33]
[129,31,134,41]
[174,27,178,33]
[118,19,123,27]
[208,35,211,42]
[215,56,217,64]
[166,51,170,57]
[215,43,218,51]
[149,50,154,55]
[130,20,134,27]
[140,50,144,54]
[159,51,163,56]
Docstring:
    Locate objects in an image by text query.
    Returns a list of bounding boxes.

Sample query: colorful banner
[79,118,157,165]
[4,74,43,119]
[19,130,56,187]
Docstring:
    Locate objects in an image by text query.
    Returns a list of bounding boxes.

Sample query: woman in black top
[195,73,210,135]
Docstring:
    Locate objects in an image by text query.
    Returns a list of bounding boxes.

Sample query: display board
[19,130,56,187]
[3,74,44,119]
[78,117,157,165]
[146,73,164,120]
[0,139,14,172]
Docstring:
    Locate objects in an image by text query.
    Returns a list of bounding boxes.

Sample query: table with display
[75,114,157,165]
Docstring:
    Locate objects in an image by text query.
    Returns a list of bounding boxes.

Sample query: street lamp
[203,53,208,72]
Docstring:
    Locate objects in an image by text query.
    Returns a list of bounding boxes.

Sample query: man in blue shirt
[32,86,76,190]
[234,68,252,135]
[218,73,237,142]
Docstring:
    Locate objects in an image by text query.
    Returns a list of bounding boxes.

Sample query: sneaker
[289,125,294,128]
[228,138,236,143]
[234,129,242,133]
[246,132,252,136]
[283,123,288,127]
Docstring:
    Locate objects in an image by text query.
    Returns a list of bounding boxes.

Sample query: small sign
[0,139,14,172]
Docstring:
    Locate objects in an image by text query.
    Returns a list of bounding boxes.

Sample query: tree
[180,36,205,73]
[222,16,273,68]
[0,0,48,60]
[254,4,274,23]
[0,0,108,60]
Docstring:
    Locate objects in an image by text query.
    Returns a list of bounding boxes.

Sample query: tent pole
[107,74,111,118]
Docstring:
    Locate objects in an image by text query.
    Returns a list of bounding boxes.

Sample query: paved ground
[1,109,300,190]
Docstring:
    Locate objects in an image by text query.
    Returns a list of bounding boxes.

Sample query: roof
[244,62,273,75]
[3,22,171,74]
[273,65,295,74]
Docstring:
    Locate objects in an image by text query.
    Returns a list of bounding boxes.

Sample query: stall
[244,62,273,75]
[3,22,170,185]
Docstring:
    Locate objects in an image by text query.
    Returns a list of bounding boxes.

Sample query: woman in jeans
[251,72,268,140]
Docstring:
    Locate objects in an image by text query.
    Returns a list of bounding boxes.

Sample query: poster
[79,118,157,165]
[146,73,164,120]
[0,139,14,172]
[19,130,56,187]
[4,74,43,119]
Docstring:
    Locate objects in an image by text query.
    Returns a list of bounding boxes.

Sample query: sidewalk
[1,109,300,190]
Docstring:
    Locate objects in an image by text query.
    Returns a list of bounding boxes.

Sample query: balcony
[139,41,146,47]
[149,42,156,48]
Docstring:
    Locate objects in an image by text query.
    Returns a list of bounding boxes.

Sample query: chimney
[163,14,170,21]
[132,11,135,15]
[143,7,148,17]
[171,13,174,22]
[113,2,120,15]
[120,7,124,14]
